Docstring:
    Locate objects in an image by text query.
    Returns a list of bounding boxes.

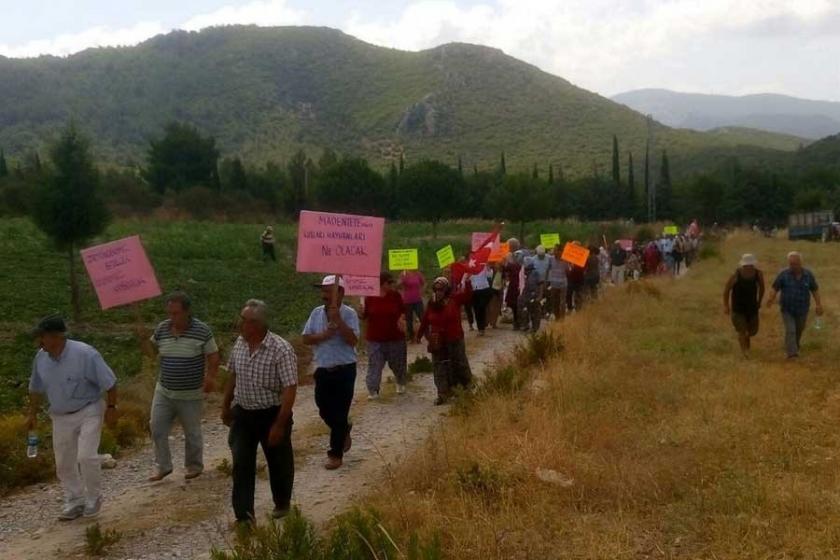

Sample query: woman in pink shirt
[399,270,425,342]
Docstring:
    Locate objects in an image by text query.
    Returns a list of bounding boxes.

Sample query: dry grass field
[364,232,840,559]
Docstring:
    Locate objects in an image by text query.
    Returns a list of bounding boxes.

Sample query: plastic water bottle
[26,432,39,459]
[814,317,823,331]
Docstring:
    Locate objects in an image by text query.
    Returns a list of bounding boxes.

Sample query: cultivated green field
[0,217,628,413]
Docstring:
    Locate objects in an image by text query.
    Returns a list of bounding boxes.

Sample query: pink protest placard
[471,232,500,252]
[296,211,385,277]
[344,276,381,297]
[81,236,162,310]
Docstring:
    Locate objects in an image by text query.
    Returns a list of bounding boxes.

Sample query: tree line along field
[0,216,631,414]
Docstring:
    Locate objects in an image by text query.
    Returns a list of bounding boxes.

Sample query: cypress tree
[659,150,673,219]
[398,153,405,175]
[532,163,539,179]
[499,152,507,175]
[548,164,554,185]
[627,152,636,218]
[644,142,650,219]
[0,149,7,178]
[457,156,464,177]
[611,135,620,186]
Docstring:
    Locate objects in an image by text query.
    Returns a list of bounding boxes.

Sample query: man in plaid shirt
[767,252,824,359]
[222,299,298,524]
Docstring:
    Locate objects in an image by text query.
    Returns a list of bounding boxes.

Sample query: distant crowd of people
[25,218,826,528]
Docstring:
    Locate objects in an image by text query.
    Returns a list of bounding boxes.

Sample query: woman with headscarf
[416,277,473,405]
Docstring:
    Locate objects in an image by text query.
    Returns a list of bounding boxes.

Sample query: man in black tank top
[723,254,765,356]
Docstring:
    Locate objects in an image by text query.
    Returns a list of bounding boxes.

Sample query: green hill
[0,26,796,176]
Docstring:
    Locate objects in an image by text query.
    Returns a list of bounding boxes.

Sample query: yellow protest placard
[540,233,561,248]
[388,249,419,271]
[561,242,590,268]
[436,245,455,268]
[663,226,679,235]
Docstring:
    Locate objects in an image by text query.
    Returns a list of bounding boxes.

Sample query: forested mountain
[613,89,840,140]
[0,26,803,176]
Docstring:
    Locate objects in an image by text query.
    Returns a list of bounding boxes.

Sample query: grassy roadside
[358,232,840,558]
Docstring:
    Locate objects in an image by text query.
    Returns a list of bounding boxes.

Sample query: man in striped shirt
[148,292,220,481]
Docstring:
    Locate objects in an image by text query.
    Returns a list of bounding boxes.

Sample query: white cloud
[0,21,167,58]
[0,0,306,59]
[343,0,840,98]
[181,0,307,31]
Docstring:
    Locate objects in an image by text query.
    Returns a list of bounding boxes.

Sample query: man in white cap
[723,254,765,356]
[302,275,360,470]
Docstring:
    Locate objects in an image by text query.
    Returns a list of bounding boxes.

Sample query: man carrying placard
[302,275,360,470]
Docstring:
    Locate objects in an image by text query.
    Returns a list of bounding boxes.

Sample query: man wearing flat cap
[27,315,118,520]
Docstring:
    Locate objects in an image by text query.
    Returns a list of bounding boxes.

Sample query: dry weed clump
[364,233,840,558]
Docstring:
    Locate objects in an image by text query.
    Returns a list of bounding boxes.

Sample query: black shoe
[272,506,290,519]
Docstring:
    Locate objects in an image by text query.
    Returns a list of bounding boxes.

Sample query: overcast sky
[1,0,839,101]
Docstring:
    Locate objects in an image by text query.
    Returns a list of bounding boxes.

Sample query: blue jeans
[782,312,807,357]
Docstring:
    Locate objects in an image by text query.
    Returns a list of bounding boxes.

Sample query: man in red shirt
[361,273,408,399]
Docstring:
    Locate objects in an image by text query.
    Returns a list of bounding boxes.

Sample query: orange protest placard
[488,241,510,263]
[561,242,590,268]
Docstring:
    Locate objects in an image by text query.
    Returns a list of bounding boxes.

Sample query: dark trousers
[404,301,424,339]
[464,302,475,327]
[261,243,276,262]
[471,288,493,332]
[567,282,583,311]
[228,405,293,521]
[314,363,356,459]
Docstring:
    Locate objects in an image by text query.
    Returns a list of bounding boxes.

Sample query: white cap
[739,254,757,267]
[315,275,346,289]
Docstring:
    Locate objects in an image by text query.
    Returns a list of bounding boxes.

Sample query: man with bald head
[766,252,824,359]
[222,299,298,524]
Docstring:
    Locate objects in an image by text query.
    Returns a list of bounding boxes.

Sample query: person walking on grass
[362,273,408,400]
[399,269,425,342]
[148,292,220,482]
[260,226,276,262]
[723,254,765,356]
[416,277,473,405]
[221,300,297,524]
[302,275,360,470]
[27,315,118,521]
[766,252,824,359]
[609,241,627,285]
[547,244,569,320]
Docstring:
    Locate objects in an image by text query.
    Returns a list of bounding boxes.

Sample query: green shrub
[85,523,122,556]
[211,507,441,560]
[514,330,563,368]
[408,355,433,375]
[0,414,55,494]
[454,462,509,503]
